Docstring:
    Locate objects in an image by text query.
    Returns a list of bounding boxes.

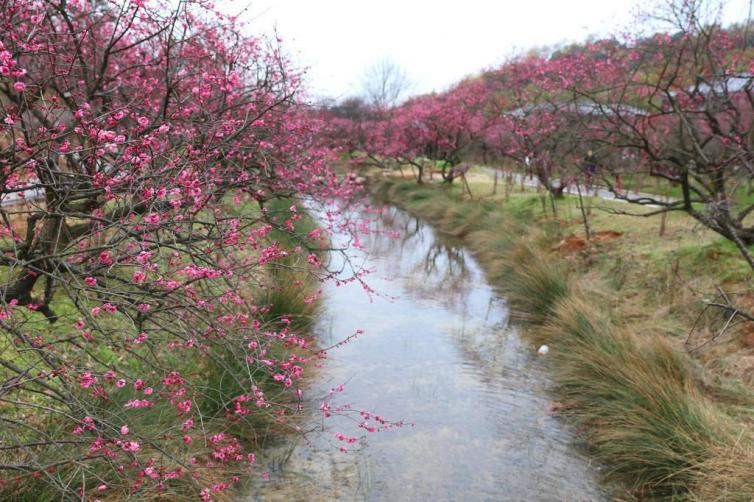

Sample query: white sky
[233,0,753,101]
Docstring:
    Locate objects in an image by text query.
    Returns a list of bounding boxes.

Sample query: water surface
[249,205,604,501]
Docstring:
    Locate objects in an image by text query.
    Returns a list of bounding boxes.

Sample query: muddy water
[248,206,604,501]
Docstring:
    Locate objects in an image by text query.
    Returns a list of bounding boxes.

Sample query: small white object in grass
[537,345,549,355]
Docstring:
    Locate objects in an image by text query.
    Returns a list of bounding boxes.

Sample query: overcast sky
[236,0,753,101]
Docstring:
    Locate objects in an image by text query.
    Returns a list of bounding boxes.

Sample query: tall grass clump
[691,442,754,501]
[543,296,737,499]
[501,241,570,323]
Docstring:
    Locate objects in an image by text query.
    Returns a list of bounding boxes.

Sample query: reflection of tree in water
[422,240,468,283]
[370,206,473,309]
[374,207,529,385]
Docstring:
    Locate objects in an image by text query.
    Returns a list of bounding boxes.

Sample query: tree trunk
[659,211,667,237]
[462,173,473,200]
[576,182,592,241]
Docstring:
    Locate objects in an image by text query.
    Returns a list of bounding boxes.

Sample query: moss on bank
[373,176,754,501]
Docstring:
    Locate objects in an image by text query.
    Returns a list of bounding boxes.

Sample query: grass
[545,296,728,499]
[472,164,754,211]
[371,173,754,500]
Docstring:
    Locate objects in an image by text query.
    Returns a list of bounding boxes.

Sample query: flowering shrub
[0,0,359,498]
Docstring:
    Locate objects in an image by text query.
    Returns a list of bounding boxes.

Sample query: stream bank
[371,177,753,501]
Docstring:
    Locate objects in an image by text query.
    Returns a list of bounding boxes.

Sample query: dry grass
[691,442,754,501]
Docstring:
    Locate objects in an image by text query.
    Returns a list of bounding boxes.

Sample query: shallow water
[248,206,604,501]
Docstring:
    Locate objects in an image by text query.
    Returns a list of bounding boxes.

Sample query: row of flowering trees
[0,0,362,499]
[326,2,754,267]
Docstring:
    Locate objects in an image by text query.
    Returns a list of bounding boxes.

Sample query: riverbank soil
[371,169,754,501]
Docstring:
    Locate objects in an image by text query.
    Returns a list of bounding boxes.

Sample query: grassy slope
[373,173,754,501]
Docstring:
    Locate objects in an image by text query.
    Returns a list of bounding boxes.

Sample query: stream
[248,205,605,501]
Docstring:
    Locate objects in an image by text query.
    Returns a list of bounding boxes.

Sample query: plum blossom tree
[483,54,615,200]
[354,80,489,185]
[566,5,754,268]
[319,96,375,161]
[0,0,353,498]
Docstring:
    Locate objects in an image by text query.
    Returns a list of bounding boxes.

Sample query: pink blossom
[144,213,160,225]
[79,372,97,388]
[121,441,140,452]
[175,400,192,414]
[99,251,113,266]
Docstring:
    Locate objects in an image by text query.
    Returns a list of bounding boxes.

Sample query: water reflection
[248,206,604,501]
[371,208,473,311]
